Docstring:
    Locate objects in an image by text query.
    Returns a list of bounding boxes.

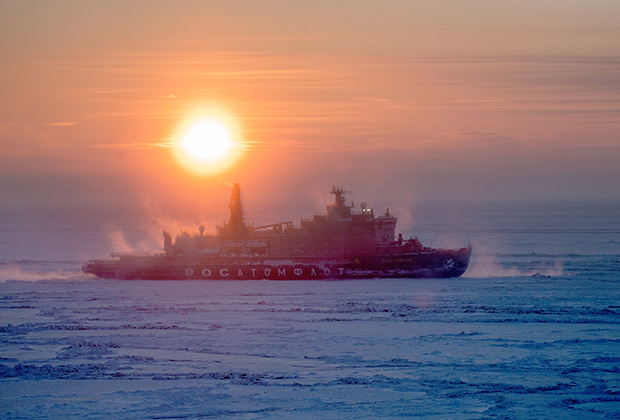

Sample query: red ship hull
[83,247,472,280]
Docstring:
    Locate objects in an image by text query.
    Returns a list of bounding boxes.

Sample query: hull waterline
[83,247,472,280]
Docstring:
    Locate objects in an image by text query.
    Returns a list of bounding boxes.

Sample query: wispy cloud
[356,97,391,103]
[451,99,500,104]
[46,121,78,127]
[93,142,171,150]
[153,94,178,99]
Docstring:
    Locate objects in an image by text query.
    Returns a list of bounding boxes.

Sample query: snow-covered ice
[1,201,619,419]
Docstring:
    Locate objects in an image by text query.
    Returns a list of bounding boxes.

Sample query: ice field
[1,201,619,419]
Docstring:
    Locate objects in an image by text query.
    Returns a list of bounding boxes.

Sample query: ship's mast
[327,185,353,220]
[225,183,247,235]
[329,185,350,207]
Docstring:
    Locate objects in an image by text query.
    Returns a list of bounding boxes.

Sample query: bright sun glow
[173,110,242,176]
[181,120,233,163]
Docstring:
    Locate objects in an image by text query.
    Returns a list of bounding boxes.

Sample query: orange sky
[1,1,620,223]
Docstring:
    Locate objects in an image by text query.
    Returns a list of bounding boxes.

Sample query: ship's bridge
[374,208,397,244]
[324,185,398,244]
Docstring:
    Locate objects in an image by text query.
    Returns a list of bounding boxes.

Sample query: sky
[1,0,620,225]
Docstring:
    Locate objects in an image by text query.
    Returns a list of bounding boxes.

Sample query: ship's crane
[253,221,293,231]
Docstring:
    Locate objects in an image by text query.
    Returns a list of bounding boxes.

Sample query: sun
[181,120,233,163]
[172,111,242,176]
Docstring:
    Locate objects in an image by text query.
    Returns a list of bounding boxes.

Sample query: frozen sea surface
[1,201,619,419]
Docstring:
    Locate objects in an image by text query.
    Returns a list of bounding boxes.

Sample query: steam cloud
[105,195,222,254]
[464,251,564,278]
[0,264,76,282]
